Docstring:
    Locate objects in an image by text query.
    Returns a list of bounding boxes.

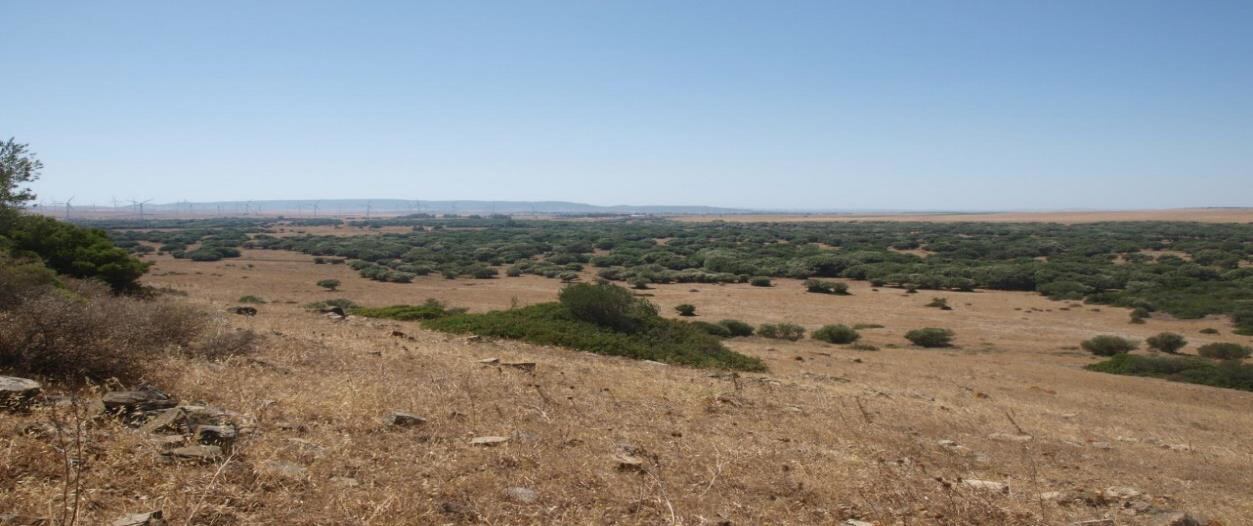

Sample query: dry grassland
[4,249,1253,525]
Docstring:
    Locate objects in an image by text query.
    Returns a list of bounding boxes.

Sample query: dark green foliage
[925,297,952,310]
[849,343,879,351]
[1199,328,1219,334]
[317,279,341,291]
[758,323,805,341]
[1129,307,1150,324]
[1145,332,1186,354]
[0,138,41,207]
[351,299,465,321]
[690,320,732,338]
[558,282,657,332]
[853,323,885,329]
[718,319,755,337]
[804,279,848,294]
[1197,342,1252,361]
[0,209,148,291]
[812,324,860,344]
[749,276,772,287]
[905,328,954,348]
[238,295,266,304]
[1081,335,1138,356]
[675,303,696,316]
[424,303,765,371]
[1086,353,1253,392]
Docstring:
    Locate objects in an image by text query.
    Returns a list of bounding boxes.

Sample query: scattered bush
[317,279,341,291]
[1197,343,1252,361]
[758,323,805,341]
[749,277,772,287]
[804,279,848,295]
[1146,332,1187,354]
[559,282,657,332]
[926,297,952,310]
[812,324,860,344]
[905,328,954,348]
[238,295,266,304]
[1129,307,1150,324]
[853,323,885,330]
[690,320,732,338]
[1081,335,1138,356]
[675,303,696,317]
[718,319,755,337]
[352,299,464,321]
[848,343,879,351]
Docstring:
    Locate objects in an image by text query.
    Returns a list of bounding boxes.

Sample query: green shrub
[749,277,772,287]
[812,324,860,344]
[1200,328,1219,335]
[853,323,885,330]
[423,303,765,371]
[675,303,696,316]
[558,282,656,332]
[758,323,805,341]
[690,320,731,338]
[317,279,341,291]
[1081,335,1138,356]
[352,299,464,321]
[905,328,954,348]
[1146,332,1186,354]
[1197,343,1252,361]
[849,343,879,351]
[804,279,848,295]
[238,295,266,304]
[1086,353,1253,392]
[0,210,148,291]
[718,319,754,337]
[630,277,651,290]
[1130,307,1150,324]
[925,297,951,310]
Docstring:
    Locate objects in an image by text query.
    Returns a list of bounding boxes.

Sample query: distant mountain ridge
[135,199,752,216]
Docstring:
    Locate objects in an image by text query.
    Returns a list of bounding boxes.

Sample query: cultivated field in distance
[5,212,1251,525]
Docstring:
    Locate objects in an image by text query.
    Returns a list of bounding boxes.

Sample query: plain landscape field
[3,211,1253,525]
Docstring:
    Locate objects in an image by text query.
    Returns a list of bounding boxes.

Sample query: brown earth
[4,248,1252,525]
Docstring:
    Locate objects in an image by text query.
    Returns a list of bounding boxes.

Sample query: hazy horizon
[6,1,1252,210]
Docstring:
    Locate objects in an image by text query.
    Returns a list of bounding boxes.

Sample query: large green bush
[718,319,755,337]
[558,282,657,332]
[905,328,954,348]
[1086,353,1253,392]
[1081,335,1138,356]
[1197,343,1252,361]
[812,324,860,344]
[758,323,805,341]
[0,209,148,291]
[1146,332,1186,354]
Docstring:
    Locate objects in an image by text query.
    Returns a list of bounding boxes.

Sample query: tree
[317,279,341,291]
[1146,332,1186,354]
[0,138,42,208]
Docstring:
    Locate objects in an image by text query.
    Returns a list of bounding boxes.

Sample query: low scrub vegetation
[758,323,805,341]
[812,324,860,344]
[1086,353,1253,392]
[718,319,755,337]
[905,328,954,347]
[238,295,266,304]
[351,299,465,320]
[1081,335,1138,356]
[675,303,696,316]
[1146,332,1186,354]
[1197,342,1252,361]
[804,279,848,295]
[423,283,764,371]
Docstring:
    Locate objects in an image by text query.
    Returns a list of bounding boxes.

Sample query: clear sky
[4,1,1251,210]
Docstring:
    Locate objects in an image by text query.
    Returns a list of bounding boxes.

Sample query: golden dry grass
[4,249,1253,525]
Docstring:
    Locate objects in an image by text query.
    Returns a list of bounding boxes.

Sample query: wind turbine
[366,200,373,220]
[132,199,154,222]
[312,201,320,217]
[64,196,74,220]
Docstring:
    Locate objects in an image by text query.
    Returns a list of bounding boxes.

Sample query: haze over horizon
[5,1,1252,210]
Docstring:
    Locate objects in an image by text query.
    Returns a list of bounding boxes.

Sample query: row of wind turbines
[29,199,448,221]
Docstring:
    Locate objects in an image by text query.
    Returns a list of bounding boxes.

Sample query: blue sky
[4,1,1251,210]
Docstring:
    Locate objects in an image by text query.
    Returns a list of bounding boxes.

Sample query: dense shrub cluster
[718,319,755,337]
[1197,343,1252,361]
[758,323,805,341]
[1,209,148,291]
[1146,332,1186,354]
[351,299,465,320]
[906,328,954,347]
[804,279,849,294]
[1086,353,1253,392]
[812,324,860,344]
[1081,335,1138,356]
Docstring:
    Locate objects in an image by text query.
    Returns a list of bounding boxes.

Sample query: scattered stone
[110,511,166,526]
[321,306,346,317]
[195,424,238,448]
[851,358,863,363]
[503,486,538,504]
[257,460,308,480]
[477,357,501,365]
[842,520,875,526]
[227,306,257,316]
[331,476,360,488]
[385,412,426,427]
[0,512,51,525]
[102,387,177,416]
[613,452,646,471]
[1162,443,1194,452]
[1103,486,1143,500]
[988,432,1033,443]
[641,360,667,366]
[470,436,510,446]
[148,435,186,449]
[0,376,41,411]
[1071,520,1115,526]
[962,479,1009,494]
[466,335,484,343]
[1089,441,1113,450]
[162,445,224,463]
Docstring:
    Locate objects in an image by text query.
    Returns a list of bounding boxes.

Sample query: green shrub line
[812,324,860,344]
[758,323,805,341]
[906,328,954,348]
[1086,353,1253,392]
